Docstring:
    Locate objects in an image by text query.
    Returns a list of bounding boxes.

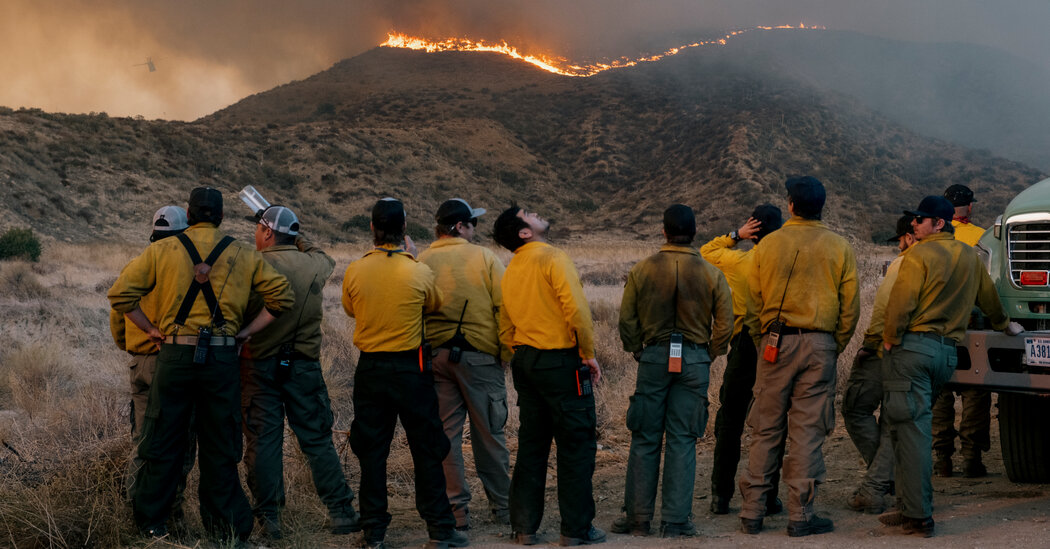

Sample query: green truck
[954,176,1050,482]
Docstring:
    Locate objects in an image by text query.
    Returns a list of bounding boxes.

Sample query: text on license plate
[1025,337,1050,366]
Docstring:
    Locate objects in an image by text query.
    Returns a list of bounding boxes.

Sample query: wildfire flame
[381,23,825,77]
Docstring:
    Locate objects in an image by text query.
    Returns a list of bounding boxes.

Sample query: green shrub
[0,228,42,262]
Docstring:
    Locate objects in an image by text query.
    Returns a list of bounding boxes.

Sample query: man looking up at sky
[493,205,605,546]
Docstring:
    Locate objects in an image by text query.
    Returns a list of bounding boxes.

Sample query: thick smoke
[2,0,1047,120]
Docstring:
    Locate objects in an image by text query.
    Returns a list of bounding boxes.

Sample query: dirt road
[373,417,1050,548]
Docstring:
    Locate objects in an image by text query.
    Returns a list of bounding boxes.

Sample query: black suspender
[173,233,235,328]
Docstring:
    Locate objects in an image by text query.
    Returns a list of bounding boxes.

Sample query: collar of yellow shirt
[368,243,416,259]
[659,243,700,256]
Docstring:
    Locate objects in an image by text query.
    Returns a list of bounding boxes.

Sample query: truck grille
[1009,221,1050,285]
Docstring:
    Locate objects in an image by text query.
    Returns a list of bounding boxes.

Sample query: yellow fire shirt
[109,223,293,335]
[342,244,444,353]
[419,237,509,361]
[744,217,860,353]
[700,234,755,336]
[499,241,596,359]
[882,231,1007,345]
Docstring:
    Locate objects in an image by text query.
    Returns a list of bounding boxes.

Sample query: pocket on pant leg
[882,380,918,424]
[688,395,709,438]
[560,397,597,443]
[488,392,508,434]
[625,395,644,433]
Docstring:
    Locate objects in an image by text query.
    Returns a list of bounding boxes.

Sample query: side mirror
[993,215,1003,239]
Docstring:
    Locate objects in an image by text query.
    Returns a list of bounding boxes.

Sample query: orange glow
[381,24,826,77]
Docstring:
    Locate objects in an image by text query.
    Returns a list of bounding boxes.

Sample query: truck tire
[998,393,1050,483]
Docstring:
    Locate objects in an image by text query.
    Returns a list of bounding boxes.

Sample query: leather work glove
[1004,322,1025,336]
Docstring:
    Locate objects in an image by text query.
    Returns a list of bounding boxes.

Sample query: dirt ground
[358,403,1050,549]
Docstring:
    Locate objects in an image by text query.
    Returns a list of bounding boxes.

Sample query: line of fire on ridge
[380,24,825,77]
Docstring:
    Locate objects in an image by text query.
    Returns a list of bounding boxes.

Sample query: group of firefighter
[106,177,1021,546]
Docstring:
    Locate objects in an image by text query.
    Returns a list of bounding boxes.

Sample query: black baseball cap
[944,184,976,206]
[188,187,223,220]
[785,176,826,215]
[751,204,783,241]
[887,214,915,242]
[905,196,954,223]
[372,198,406,232]
[663,204,696,237]
[436,198,486,225]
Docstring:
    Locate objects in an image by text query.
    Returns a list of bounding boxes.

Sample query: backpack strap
[173,234,235,328]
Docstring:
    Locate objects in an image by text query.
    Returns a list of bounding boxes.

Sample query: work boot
[330,505,362,535]
[258,516,282,541]
[787,515,834,537]
[901,516,935,537]
[740,517,763,535]
[425,529,470,549]
[610,516,650,536]
[710,495,730,515]
[847,490,887,514]
[878,510,905,526]
[962,459,988,478]
[512,532,540,545]
[359,528,386,549]
[660,520,697,538]
[934,455,953,477]
[559,525,607,546]
[491,508,510,526]
[765,496,784,515]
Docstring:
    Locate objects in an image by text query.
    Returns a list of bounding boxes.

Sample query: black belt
[645,338,706,349]
[910,331,956,346]
[359,349,419,361]
[771,327,828,336]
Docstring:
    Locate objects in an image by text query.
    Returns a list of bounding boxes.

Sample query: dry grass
[0,236,894,547]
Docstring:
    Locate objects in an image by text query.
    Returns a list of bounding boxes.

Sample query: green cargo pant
[623,342,710,524]
[432,348,510,528]
[241,356,356,524]
[739,331,837,522]
[842,351,894,496]
[133,343,253,541]
[931,388,992,461]
[127,353,196,508]
[882,333,957,519]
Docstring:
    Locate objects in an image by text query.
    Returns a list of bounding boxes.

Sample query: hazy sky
[3,0,1047,120]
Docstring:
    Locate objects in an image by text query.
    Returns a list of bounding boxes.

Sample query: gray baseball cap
[152,205,188,232]
[259,205,299,235]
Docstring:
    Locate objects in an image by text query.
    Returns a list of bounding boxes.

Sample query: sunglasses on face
[913,216,928,224]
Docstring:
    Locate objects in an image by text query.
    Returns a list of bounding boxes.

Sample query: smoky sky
[3,0,1048,120]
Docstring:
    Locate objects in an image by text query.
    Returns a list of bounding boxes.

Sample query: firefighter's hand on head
[1005,321,1024,336]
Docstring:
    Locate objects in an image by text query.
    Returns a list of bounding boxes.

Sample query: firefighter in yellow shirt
[612,204,733,538]
[700,204,784,516]
[843,215,916,515]
[931,183,991,477]
[109,187,294,542]
[494,205,605,546]
[342,198,466,549]
[739,177,860,537]
[109,206,195,529]
[420,199,511,531]
[877,195,1018,537]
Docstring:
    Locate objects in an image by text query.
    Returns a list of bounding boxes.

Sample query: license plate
[1025,337,1050,366]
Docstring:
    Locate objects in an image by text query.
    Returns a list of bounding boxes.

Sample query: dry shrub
[0,342,78,418]
[0,262,49,300]
[0,437,133,548]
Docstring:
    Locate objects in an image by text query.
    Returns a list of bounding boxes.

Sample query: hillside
[0,32,1044,246]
